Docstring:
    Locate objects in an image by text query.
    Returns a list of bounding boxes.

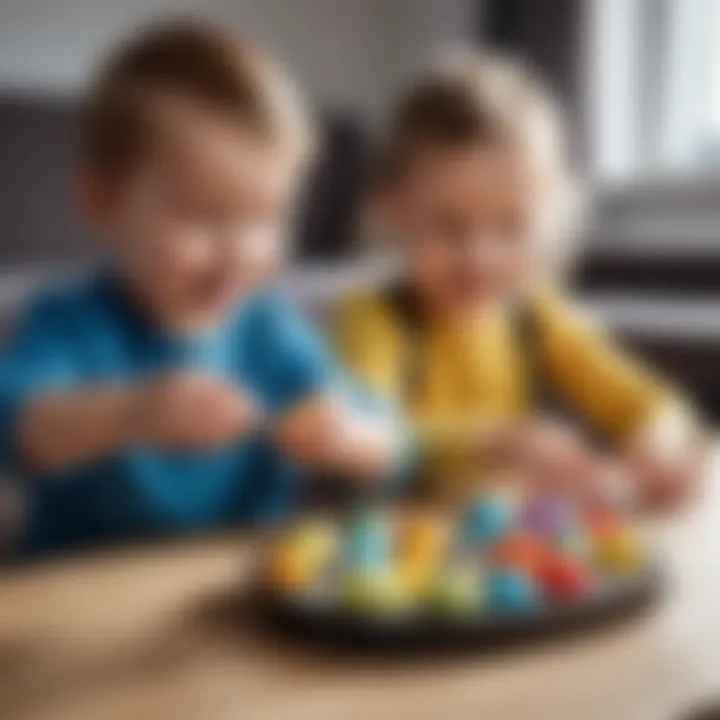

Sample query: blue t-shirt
[0,273,400,555]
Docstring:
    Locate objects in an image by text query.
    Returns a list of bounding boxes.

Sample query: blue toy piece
[343,511,393,569]
[487,569,540,612]
[462,493,515,547]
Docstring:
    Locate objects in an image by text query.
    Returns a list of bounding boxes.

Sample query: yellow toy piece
[398,557,435,596]
[344,568,413,615]
[401,516,449,563]
[293,520,337,567]
[269,546,314,593]
[268,520,337,593]
[596,526,644,575]
[430,564,482,616]
[397,516,449,597]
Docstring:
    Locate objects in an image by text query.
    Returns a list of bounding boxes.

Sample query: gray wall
[374,0,476,104]
[0,0,474,116]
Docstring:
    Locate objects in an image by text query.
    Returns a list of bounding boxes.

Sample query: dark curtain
[294,114,368,260]
[480,0,586,163]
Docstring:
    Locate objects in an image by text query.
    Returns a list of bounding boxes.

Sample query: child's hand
[624,447,693,511]
[487,419,600,497]
[275,395,395,479]
[624,404,702,512]
[274,395,343,466]
[133,372,259,450]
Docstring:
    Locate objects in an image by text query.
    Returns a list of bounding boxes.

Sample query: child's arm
[534,291,703,508]
[334,293,494,470]
[19,374,257,473]
[0,292,257,474]
[249,294,409,482]
[276,393,403,479]
[19,386,136,472]
[623,399,704,510]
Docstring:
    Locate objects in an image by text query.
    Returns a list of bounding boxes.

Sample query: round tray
[251,563,663,655]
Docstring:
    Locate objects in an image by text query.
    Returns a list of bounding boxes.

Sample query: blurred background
[0,0,719,417]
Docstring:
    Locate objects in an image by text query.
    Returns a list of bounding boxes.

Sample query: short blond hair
[83,20,313,179]
[379,48,581,274]
[380,49,567,182]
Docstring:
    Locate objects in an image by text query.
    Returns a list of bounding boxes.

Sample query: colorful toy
[430,564,483,617]
[343,511,393,569]
[542,555,594,601]
[268,545,311,592]
[522,495,572,538]
[398,556,434,595]
[488,569,540,612]
[492,531,550,578]
[401,515,449,562]
[344,567,413,615]
[295,520,337,564]
[463,491,516,547]
[596,526,644,576]
[554,522,593,561]
[262,487,657,649]
[398,515,449,594]
[268,519,337,593]
[586,509,622,544]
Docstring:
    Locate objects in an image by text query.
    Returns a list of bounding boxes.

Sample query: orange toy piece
[585,510,622,543]
[492,532,551,579]
[268,520,337,593]
[401,515,449,563]
[268,546,313,592]
[596,525,644,575]
[399,515,449,595]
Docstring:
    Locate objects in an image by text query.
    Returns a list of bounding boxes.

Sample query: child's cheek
[149,227,215,295]
[171,230,216,274]
[482,240,528,294]
[409,244,457,303]
[233,227,284,285]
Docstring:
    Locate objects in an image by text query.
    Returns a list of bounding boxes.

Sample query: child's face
[384,143,552,316]
[85,98,297,332]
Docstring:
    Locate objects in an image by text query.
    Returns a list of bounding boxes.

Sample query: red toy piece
[542,554,595,601]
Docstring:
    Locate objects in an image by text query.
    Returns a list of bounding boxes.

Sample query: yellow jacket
[334,287,671,481]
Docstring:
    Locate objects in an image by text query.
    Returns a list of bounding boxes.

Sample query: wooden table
[1,452,719,720]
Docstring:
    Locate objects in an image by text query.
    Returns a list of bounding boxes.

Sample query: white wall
[0,0,474,115]
[0,0,227,90]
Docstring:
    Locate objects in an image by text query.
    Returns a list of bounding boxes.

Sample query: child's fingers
[639,463,695,512]
[627,441,701,512]
[159,379,260,448]
[275,407,341,467]
[278,427,344,468]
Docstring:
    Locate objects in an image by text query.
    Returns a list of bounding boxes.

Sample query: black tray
[250,562,663,655]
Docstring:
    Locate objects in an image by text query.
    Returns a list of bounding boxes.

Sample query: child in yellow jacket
[335,51,701,508]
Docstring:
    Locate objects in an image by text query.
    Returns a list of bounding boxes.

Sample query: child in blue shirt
[0,22,405,555]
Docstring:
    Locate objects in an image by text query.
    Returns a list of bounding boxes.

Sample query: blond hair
[379,48,583,275]
[83,20,314,179]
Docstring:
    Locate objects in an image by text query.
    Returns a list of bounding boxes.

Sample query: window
[589,0,720,184]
